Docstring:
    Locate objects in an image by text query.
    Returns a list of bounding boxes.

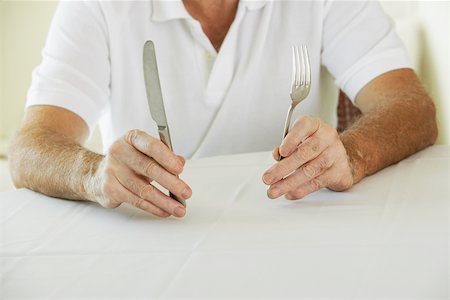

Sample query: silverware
[279,45,311,160]
[143,40,186,207]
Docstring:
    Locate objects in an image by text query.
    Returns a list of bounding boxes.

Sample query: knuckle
[318,155,332,170]
[139,184,155,199]
[125,178,138,192]
[169,157,183,174]
[302,164,316,179]
[133,197,147,210]
[125,129,140,145]
[144,160,159,177]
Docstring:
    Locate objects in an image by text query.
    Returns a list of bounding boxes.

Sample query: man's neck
[183,0,239,51]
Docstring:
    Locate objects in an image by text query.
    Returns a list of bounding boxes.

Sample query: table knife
[143,40,186,207]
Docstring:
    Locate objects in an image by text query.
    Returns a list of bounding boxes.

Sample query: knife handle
[170,192,186,207]
[158,127,186,207]
[158,126,173,150]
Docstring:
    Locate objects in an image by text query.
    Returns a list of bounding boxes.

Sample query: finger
[285,163,348,200]
[284,173,329,200]
[272,147,280,161]
[117,144,192,200]
[115,167,187,217]
[279,116,320,157]
[263,132,328,185]
[124,129,184,175]
[267,147,335,199]
[110,176,171,218]
[178,155,186,166]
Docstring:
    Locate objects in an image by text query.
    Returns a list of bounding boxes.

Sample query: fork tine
[302,45,311,86]
[299,45,305,86]
[291,46,296,88]
[292,46,299,87]
[295,46,301,87]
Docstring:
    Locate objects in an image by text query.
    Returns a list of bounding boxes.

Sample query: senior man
[9,0,437,218]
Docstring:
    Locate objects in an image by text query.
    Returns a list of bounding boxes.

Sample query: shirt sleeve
[321,0,412,102]
[26,1,110,134]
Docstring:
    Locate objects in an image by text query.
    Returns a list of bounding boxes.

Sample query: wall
[0,1,59,155]
[0,2,5,156]
[415,1,449,145]
[0,0,103,155]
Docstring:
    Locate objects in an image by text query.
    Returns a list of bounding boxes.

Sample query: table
[1,146,448,299]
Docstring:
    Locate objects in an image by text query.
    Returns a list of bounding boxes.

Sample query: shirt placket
[186,5,246,107]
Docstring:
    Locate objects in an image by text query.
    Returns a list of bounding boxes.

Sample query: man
[9,0,437,218]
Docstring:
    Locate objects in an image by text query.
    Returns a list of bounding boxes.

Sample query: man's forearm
[340,80,438,183]
[9,127,103,201]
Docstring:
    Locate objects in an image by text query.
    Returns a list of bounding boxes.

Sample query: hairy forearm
[340,83,438,183]
[9,127,103,201]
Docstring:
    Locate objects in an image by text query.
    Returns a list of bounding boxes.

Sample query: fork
[279,45,311,160]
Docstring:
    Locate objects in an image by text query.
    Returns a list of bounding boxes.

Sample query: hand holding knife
[143,40,186,207]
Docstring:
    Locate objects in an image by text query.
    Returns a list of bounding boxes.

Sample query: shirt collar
[151,0,268,22]
[241,0,268,11]
[151,0,191,22]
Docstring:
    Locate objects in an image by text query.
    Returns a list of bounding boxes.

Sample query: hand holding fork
[279,45,311,160]
[263,45,354,200]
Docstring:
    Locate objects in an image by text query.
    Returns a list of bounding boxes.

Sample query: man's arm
[9,105,191,217]
[9,106,99,200]
[263,68,437,199]
[341,68,438,183]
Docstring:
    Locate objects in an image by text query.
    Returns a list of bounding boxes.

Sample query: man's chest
[100,2,327,156]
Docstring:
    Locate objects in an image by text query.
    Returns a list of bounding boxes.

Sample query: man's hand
[89,129,192,218]
[262,116,353,200]
[9,106,192,219]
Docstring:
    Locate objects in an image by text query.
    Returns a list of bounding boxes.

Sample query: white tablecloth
[1,146,449,299]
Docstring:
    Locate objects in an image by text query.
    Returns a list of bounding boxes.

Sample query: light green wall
[0,2,5,155]
[0,1,58,155]
[415,1,449,145]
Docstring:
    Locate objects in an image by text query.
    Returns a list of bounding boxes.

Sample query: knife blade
[143,40,186,207]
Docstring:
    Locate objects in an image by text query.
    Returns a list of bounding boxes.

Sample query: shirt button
[205,52,214,61]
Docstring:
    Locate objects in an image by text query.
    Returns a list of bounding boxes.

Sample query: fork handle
[279,103,297,161]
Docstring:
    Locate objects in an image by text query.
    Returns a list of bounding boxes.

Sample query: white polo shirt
[26,0,411,158]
